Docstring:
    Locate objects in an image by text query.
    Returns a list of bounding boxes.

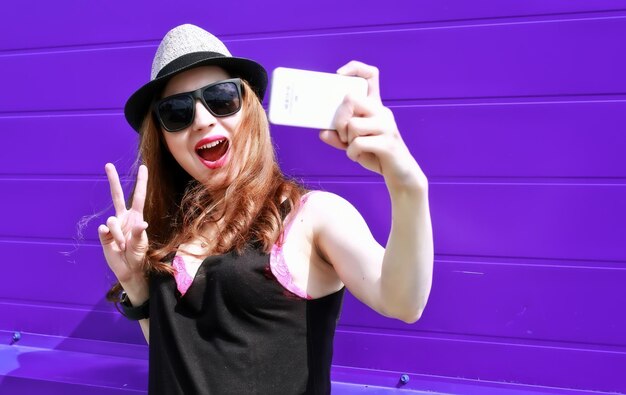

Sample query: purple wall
[1,1,625,393]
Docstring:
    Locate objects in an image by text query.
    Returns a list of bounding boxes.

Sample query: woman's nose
[191,100,217,130]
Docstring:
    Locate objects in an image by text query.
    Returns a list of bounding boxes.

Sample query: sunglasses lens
[156,80,241,132]
[203,82,241,116]
[158,95,194,131]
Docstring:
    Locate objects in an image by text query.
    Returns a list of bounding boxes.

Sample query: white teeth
[198,139,225,150]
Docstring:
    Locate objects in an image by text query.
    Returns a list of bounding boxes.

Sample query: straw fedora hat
[124,24,268,132]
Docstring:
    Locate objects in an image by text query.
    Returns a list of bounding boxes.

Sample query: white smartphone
[268,67,368,130]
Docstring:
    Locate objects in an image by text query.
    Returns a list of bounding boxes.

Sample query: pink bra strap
[172,255,194,296]
[277,191,317,247]
[269,191,319,299]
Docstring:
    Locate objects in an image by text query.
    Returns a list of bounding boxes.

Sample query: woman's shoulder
[301,190,352,210]
[300,190,362,230]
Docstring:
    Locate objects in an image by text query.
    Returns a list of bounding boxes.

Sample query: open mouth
[195,138,230,164]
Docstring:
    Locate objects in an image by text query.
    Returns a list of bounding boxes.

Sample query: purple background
[1,1,625,393]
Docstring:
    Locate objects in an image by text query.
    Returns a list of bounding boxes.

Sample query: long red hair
[107,77,306,301]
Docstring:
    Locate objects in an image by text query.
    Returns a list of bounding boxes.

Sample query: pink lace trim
[172,192,318,299]
[269,192,317,300]
[172,255,194,296]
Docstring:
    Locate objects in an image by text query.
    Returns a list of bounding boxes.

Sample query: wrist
[119,291,150,321]
[120,277,149,306]
[385,160,428,196]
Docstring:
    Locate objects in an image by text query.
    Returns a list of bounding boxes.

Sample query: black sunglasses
[154,78,242,132]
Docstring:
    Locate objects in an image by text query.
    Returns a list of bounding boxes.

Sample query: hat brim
[124,52,268,132]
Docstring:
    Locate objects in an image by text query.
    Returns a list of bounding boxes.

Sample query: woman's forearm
[380,171,434,323]
[139,319,150,344]
[122,278,150,344]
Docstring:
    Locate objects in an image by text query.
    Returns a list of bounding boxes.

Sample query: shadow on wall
[0,296,149,394]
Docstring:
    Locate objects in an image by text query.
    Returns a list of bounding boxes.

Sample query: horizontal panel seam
[436,254,626,267]
[2,96,626,118]
[0,237,101,246]
[1,10,625,56]
[335,327,626,353]
[0,299,116,313]
[1,238,624,267]
[1,176,626,184]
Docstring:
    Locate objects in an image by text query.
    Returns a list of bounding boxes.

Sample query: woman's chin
[196,168,237,191]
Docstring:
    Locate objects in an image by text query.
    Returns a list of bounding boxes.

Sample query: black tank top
[147,203,345,394]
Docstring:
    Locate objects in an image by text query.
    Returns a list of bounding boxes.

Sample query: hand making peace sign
[97,163,150,287]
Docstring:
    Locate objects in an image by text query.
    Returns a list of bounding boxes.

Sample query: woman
[98,24,433,394]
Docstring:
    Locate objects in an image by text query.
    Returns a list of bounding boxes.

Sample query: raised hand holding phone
[319,61,427,191]
[268,67,368,130]
[97,163,150,301]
